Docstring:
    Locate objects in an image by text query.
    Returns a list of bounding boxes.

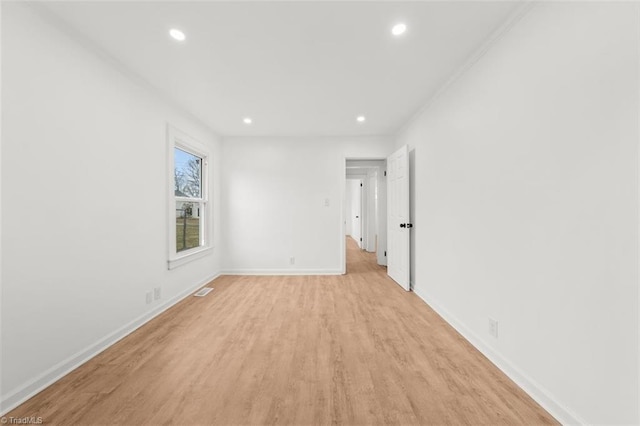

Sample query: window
[168,126,211,269]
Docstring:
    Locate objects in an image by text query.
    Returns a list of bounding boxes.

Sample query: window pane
[174,148,202,198]
[176,201,201,252]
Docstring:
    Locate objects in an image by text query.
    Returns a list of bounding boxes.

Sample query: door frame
[341,156,387,274]
[345,177,365,247]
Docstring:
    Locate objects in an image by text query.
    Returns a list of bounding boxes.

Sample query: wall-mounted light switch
[489,317,498,338]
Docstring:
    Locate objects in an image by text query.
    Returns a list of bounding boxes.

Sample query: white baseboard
[411,285,584,426]
[222,269,343,276]
[0,272,221,415]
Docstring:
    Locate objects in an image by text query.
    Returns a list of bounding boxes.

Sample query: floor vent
[193,287,214,297]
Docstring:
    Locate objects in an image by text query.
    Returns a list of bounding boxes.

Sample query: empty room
[1,1,639,425]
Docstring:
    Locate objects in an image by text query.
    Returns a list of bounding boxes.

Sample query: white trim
[637,6,640,422]
[167,245,213,270]
[343,156,388,272]
[340,156,347,274]
[175,196,205,203]
[222,269,343,276]
[0,272,221,416]
[0,2,4,414]
[410,285,584,426]
[167,124,212,269]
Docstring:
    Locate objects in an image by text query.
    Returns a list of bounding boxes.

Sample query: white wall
[221,136,392,274]
[1,3,222,412]
[396,3,638,424]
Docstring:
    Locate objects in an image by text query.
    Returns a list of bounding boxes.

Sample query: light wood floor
[8,238,557,425]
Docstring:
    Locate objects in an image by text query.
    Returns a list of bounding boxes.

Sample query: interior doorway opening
[345,178,363,247]
[344,159,387,272]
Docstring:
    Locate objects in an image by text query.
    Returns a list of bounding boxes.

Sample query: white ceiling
[41,1,522,137]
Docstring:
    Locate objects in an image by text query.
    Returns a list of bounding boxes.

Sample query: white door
[387,145,411,290]
[349,179,363,247]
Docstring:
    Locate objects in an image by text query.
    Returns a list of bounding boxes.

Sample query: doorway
[345,178,363,247]
[343,159,387,272]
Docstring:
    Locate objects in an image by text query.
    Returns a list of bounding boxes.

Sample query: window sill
[168,246,213,270]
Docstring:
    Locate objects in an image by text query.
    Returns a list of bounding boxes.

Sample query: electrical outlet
[154,287,161,300]
[290,257,295,265]
[145,292,153,305]
[489,317,498,338]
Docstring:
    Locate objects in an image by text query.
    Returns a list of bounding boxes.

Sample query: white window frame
[167,125,211,270]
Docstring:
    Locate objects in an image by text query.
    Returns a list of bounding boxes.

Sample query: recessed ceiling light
[391,23,407,36]
[169,29,186,41]
[243,117,252,125]
[357,116,366,123]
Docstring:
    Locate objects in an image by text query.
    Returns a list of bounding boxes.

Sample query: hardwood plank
[6,238,558,425]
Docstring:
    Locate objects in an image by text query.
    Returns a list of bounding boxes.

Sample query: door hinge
[360,183,363,187]
[384,171,387,176]
[360,238,363,241]
[384,251,387,256]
